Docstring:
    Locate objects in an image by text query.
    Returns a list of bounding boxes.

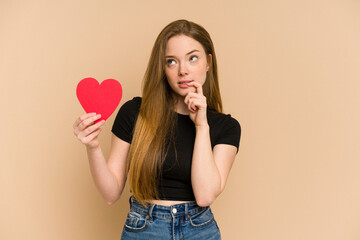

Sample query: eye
[189,55,198,62]
[166,59,176,65]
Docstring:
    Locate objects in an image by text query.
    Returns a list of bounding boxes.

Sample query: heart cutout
[76,77,122,123]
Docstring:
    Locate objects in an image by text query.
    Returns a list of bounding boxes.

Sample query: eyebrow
[165,49,200,58]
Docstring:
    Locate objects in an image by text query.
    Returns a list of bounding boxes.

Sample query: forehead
[165,35,205,55]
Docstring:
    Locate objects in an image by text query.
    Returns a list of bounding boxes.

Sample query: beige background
[1,0,360,239]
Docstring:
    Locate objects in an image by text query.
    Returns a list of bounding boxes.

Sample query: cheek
[167,67,177,74]
[165,69,175,82]
[195,65,208,81]
[196,61,208,73]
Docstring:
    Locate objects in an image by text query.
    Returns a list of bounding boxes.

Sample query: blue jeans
[121,196,221,240]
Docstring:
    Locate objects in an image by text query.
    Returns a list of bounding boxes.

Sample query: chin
[171,87,194,97]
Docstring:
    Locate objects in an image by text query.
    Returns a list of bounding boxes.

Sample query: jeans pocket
[124,210,148,232]
[189,207,215,228]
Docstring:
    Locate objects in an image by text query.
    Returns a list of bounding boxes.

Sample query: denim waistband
[129,196,208,220]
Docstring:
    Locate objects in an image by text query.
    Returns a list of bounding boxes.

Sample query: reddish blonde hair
[127,19,222,206]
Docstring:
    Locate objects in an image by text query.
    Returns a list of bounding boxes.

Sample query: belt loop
[185,203,189,221]
[148,203,155,222]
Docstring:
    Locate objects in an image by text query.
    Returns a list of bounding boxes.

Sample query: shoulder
[121,96,142,112]
[207,110,241,132]
[207,109,241,152]
[111,96,142,143]
[115,96,142,118]
[112,96,142,124]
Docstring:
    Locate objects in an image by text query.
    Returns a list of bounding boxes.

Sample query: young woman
[73,19,241,239]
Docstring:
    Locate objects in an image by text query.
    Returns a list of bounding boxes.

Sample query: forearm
[86,145,124,205]
[191,125,221,206]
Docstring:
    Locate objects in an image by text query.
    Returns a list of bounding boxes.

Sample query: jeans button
[172,208,177,214]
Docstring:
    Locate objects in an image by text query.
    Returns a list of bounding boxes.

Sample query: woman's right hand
[73,113,106,149]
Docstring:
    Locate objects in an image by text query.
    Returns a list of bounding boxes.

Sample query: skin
[73,34,237,207]
[163,35,209,119]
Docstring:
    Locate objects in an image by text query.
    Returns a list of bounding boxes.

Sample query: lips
[178,80,193,88]
[178,80,193,84]
[178,80,194,88]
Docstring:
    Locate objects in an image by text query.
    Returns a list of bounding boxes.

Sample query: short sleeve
[111,97,141,143]
[215,115,241,153]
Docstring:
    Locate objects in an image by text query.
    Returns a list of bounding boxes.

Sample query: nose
[178,61,189,76]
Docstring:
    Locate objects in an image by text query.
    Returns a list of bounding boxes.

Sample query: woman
[73,19,241,239]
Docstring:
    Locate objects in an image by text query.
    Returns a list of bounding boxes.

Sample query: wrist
[195,123,209,131]
[86,143,100,152]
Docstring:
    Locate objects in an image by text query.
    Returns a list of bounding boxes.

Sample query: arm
[73,113,129,205]
[86,134,129,205]
[191,124,220,206]
[191,126,237,207]
[185,82,238,206]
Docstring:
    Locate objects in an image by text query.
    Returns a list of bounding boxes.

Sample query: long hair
[126,19,223,206]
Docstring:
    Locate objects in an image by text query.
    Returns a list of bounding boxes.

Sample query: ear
[206,54,212,71]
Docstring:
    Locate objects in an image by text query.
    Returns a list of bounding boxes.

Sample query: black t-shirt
[111,97,241,201]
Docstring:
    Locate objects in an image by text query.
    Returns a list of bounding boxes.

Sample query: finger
[189,98,207,111]
[73,112,97,129]
[184,92,202,105]
[84,119,106,136]
[75,115,102,138]
[77,119,105,139]
[187,81,203,95]
[184,93,192,105]
[185,96,194,112]
[188,103,196,113]
[185,93,206,107]
[187,99,197,112]
[81,128,102,145]
[77,114,102,132]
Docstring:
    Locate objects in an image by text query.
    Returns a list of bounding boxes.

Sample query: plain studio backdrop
[1,0,359,239]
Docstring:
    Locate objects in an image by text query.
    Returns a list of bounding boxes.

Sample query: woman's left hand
[184,81,208,127]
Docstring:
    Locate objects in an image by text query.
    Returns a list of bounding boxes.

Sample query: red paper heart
[76,77,122,123]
